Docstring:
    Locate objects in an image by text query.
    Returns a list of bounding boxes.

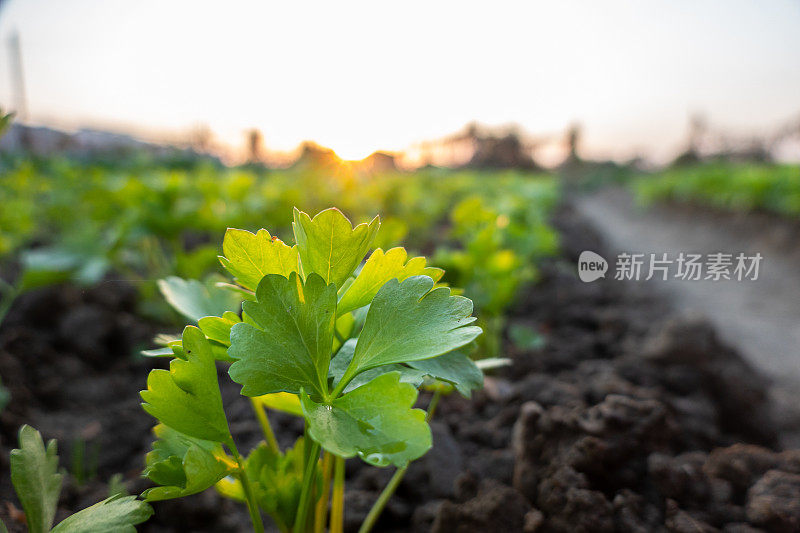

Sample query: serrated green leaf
[228,272,336,399]
[141,326,230,442]
[337,247,444,316]
[292,207,380,289]
[219,228,299,291]
[407,349,483,397]
[50,495,152,533]
[10,425,62,533]
[338,275,481,388]
[0,517,8,533]
[142,425,232,501]
[158,277,241,322]
[301,372,431,467]
[329,339,427,394]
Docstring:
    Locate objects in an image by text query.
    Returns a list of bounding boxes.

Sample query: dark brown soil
[1,204,798,532]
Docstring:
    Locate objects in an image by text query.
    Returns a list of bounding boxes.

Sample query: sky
[0,0,798,162]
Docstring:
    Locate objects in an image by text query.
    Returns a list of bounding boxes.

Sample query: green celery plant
[140,207,484,532]
[2,425,152,533]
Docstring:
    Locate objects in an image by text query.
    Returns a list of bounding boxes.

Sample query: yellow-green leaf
[337,247,444,316]
[292,207,379,289]
[219,228,298,291]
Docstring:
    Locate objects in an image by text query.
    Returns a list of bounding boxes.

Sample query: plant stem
[250,397,280,453]
[0,281,19,328]
[358,389,443,533]
[426,389,442,422]
[313,452,333,533]
[294,435,321,533]
[228,438,265,533]
[329,455,345,533]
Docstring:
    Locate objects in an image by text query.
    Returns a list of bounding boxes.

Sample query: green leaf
[301,372,432,467]
[50,495,152,533]
[228,272,336,399]
[219,228,299,291]
[9,425,62,533]
[339,275,481,388]
[216,438,307,531]
[198,311,241,346]
[337,247,444,316]
[141,326,231,442]
[329,339,427,394]
[142,425,232,501]
[292,207,380,289]
[158,277,241,322]
[407,349,483,397]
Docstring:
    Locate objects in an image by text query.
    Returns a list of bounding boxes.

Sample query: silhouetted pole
[8,30,28,121]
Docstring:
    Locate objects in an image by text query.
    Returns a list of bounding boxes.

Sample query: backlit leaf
[219,228,298,291]
[337,247,444,316]
[292,207,379,289]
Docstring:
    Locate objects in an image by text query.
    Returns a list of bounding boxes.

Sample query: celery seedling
[141,207,484,532]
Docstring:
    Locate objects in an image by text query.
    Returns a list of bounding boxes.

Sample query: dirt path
[575,188,800,442]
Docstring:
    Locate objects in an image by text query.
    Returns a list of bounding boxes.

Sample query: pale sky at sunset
[0,0,798,161]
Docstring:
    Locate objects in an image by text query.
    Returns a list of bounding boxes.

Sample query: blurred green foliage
[634,162,800,216]
[0,155,559,353]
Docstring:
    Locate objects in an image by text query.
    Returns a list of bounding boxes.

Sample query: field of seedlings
[2,148,800,533]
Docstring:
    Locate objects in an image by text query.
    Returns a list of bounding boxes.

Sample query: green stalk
[329,455,345,533]
[250,397,280,453]
[0,280,19,327]
[228,438,265,533]
[358,390,442,533]
[294,435,321,533]
[313,452,334,533]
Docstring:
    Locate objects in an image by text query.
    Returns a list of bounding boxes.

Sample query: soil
[1,203,799,532]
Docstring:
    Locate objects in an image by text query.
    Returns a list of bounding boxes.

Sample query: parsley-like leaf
[336,247,443,316]
[49,495,152,533]
[292,208,379,290]
[228,272,336,399]
[338,275,481,388]
[219,228,298,291]
[142,425,232,501]
[301,372,431,467]
[141,326,231,443]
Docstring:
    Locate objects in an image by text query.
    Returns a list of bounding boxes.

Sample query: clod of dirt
[745,469,800,532]
[431,480,530,533]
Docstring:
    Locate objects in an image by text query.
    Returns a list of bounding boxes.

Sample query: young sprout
[141,207,484,532]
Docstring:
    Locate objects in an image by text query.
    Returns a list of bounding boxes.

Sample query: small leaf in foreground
[141,326,230,443]
[142,425,232,501]
[50,495,152,533]
[301,372,431,467]
[9,425,62,533]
